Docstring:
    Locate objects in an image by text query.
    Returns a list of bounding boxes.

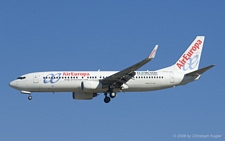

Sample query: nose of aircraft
[9,80,17,88]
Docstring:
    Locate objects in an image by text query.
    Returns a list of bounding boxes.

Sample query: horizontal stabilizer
[185,64,215,76]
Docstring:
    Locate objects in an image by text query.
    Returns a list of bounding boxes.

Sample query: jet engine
[72,92,98,100]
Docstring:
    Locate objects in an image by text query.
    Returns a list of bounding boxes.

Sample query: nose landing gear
[28,95,32,100]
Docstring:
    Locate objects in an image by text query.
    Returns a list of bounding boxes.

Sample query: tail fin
[175,36,205,73]
[174,36,205,73]
[157,36,205,73]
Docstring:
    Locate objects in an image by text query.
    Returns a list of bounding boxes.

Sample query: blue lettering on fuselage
[43,73,61,84]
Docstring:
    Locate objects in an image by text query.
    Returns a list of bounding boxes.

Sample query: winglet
[148,45,158,59]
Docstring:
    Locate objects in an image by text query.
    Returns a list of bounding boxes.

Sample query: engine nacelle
[72,92,98,100]
[81,80,102,90]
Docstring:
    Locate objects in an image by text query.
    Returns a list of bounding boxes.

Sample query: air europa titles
[62,72,90,77]
[176,40,202,69]
[43,72,90,84]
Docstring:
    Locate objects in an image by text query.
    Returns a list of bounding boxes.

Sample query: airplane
[9,36,215,103]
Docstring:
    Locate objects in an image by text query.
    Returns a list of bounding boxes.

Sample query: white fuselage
[9,70,185,93]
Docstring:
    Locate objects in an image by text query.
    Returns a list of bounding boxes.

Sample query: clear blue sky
[1,1,224,140]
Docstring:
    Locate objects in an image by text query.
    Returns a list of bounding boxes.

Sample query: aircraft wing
[101,45,158,89]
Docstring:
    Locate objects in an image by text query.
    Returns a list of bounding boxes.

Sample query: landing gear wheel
[110,92,116,98]
[104,97,111,103]
[28,96,32,100]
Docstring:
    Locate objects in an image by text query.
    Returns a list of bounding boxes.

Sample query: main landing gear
[104,95,110,103]
[104,92,116,103]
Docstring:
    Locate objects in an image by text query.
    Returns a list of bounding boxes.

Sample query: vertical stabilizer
[157,36,205,74]
[175,36,205,73]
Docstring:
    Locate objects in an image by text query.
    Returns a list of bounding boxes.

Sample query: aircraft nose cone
[9,81,17,88]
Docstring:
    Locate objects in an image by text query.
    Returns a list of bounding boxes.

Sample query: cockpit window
[17,77,26,80]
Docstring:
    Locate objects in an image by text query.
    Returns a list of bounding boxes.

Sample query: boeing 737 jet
[9,36,215,103]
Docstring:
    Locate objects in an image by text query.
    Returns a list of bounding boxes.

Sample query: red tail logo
[176,40,202,69]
